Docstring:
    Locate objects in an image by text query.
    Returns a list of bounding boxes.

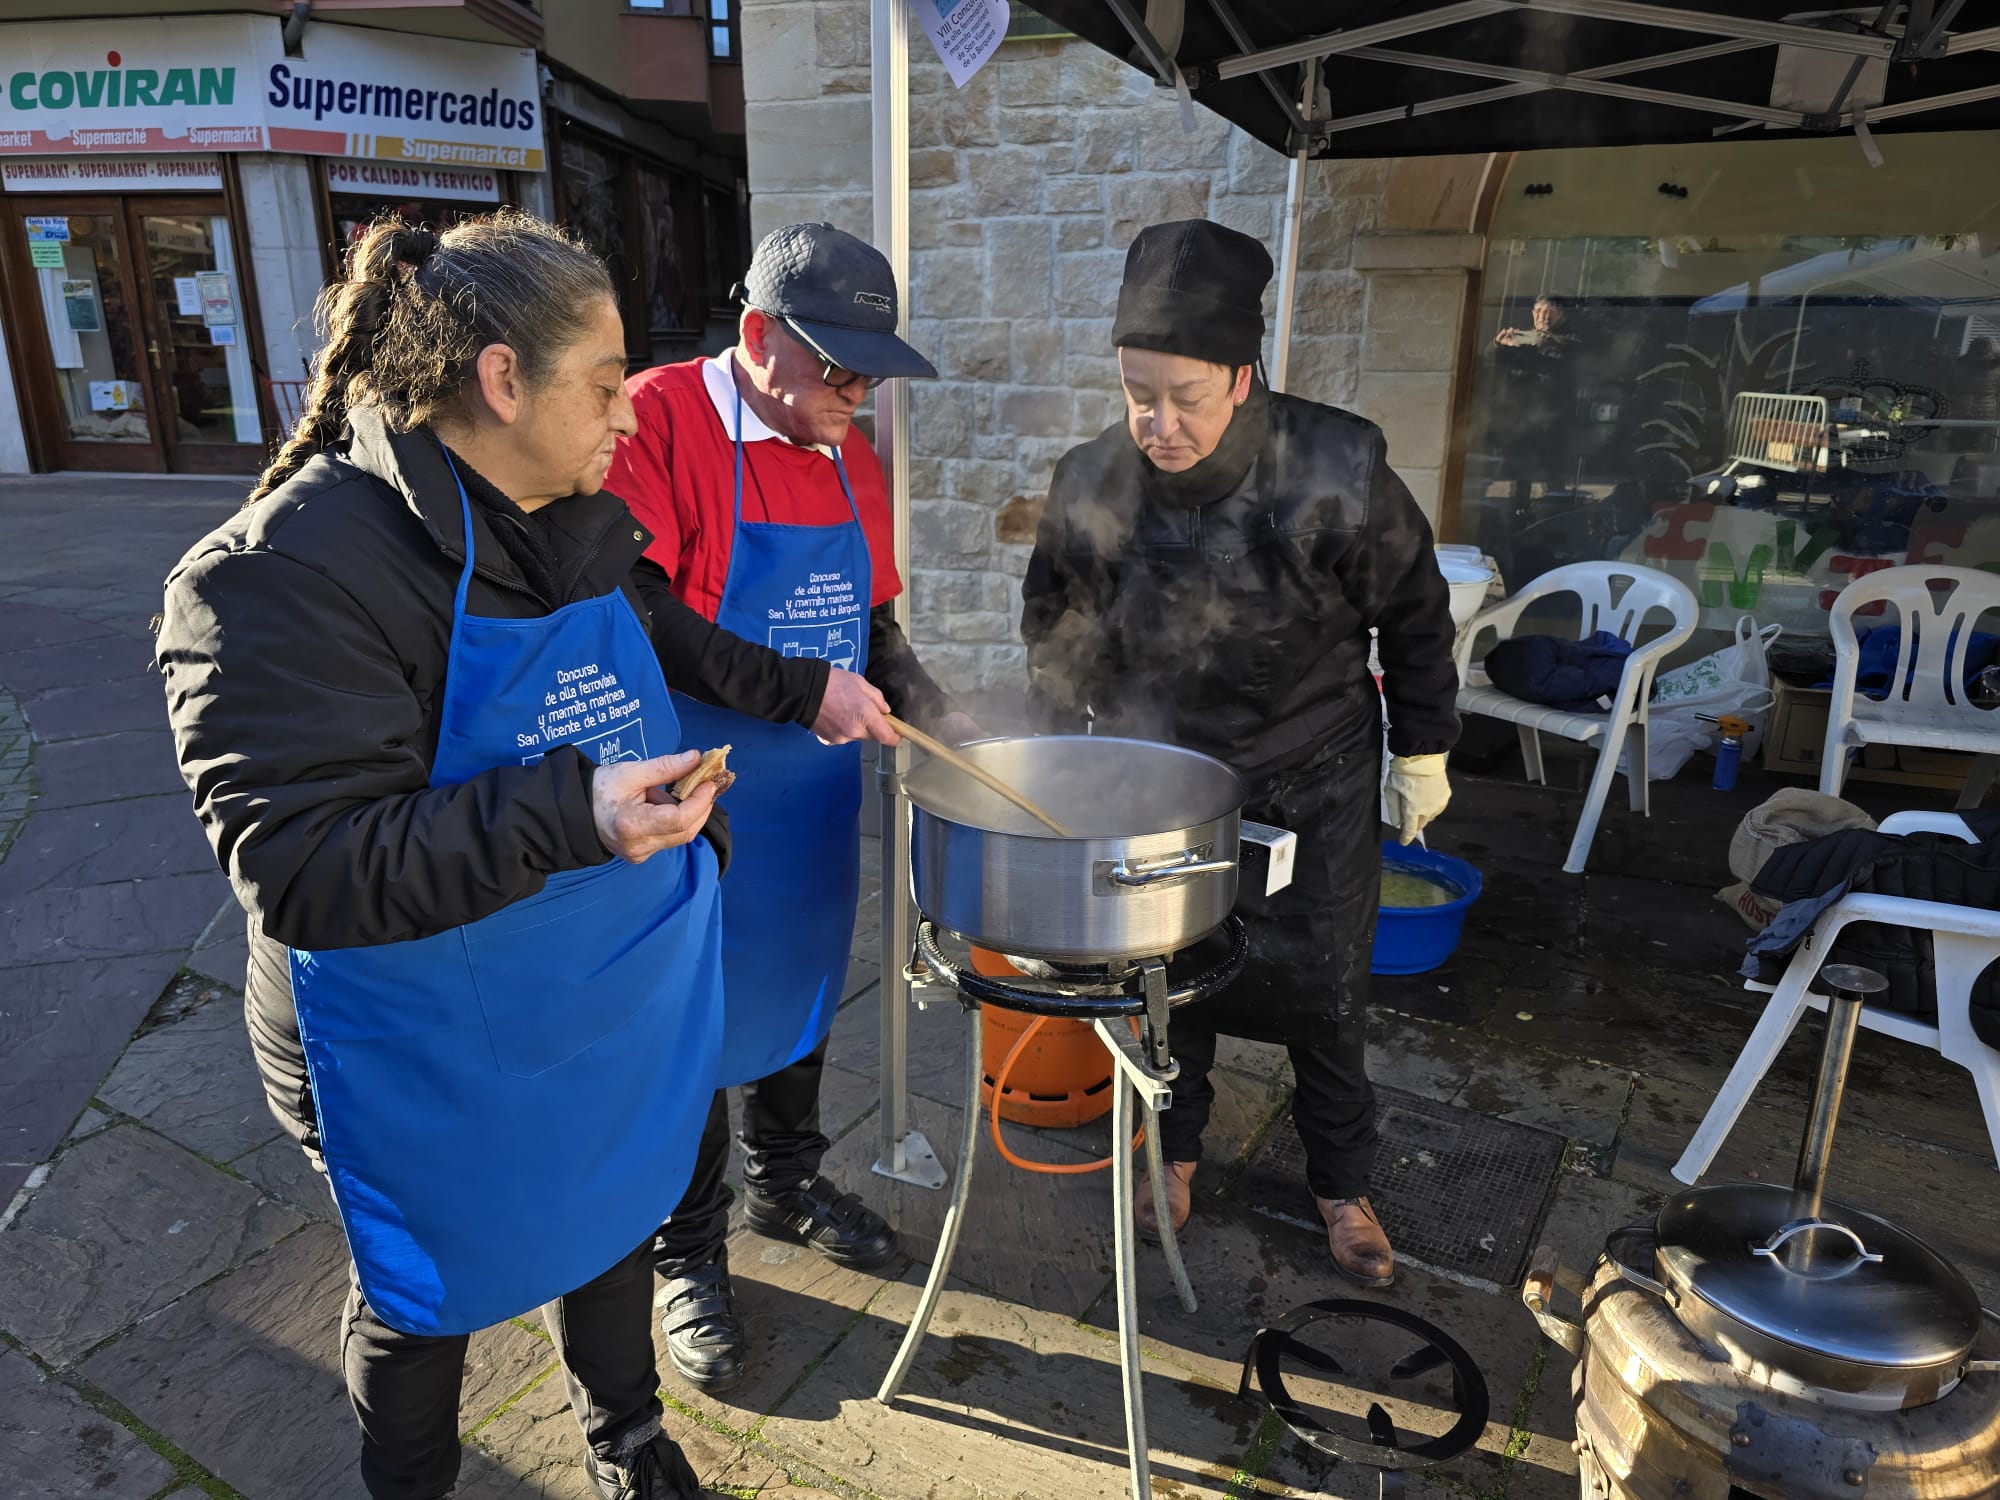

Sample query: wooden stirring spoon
[883,715,1073,837]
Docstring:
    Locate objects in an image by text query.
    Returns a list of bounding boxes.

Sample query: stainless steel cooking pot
[902,735,1246,964]
[1602,1184,1989,1411]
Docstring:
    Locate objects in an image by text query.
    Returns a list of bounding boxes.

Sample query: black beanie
[1112,219,1273,369]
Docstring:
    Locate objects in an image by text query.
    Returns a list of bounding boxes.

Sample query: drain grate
[1228,1085,1567,1288]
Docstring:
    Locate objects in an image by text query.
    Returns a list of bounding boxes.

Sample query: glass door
[5,197,167,471]
[130,199,265,474]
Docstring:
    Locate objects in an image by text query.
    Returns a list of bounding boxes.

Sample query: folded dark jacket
[1743,813,2000,1044]
[1482,630,1632,712]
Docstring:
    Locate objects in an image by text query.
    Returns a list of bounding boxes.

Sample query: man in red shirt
[606,223,972,1395]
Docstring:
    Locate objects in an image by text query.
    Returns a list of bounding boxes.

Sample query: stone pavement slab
[660,1220,896,1432]
[0,1345,177,1500]
[0,633,160,697]
[0,600,122,651]
[10,674,182,743]
[0,792,217,896]
[762,1266,1257,1500]
[234,1135,339,1223]
[82,1222,555,1500]
[188,904,251,992]
[1367,1010,1636,1161]
[25,727,187,811]
[461,1365,771,1499]
[0,869,227,966]
[0,953,199,1174]
[97,988,278,1164]
[818,1086,1120,1322]
[0,1123,302,1367]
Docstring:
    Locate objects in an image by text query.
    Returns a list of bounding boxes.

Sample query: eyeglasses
[762,311,887,391]
[809,351,888,393]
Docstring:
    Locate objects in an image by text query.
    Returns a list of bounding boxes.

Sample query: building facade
[0,1,747,476]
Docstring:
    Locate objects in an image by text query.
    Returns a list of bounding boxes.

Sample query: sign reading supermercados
[0,16,541,171]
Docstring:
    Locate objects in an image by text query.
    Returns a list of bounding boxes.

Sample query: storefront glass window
[1453,132,2000,640]
[26,213,151,445]
[137,212,259,446]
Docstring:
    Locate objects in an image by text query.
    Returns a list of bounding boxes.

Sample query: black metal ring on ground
[911,916,1249,1019]
[1237,1300,1489,1471]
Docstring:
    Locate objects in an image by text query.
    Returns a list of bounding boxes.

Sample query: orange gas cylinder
[970,946,1114,1128]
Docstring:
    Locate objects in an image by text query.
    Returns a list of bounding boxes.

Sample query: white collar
[701,351,833,457]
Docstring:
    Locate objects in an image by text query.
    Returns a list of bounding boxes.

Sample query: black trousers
[1152,1014,1376,1202]
[652,1038,833,1276]
[339,1235,666,1499]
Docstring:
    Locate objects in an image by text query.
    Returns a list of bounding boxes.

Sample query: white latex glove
[1382,754,1451,846]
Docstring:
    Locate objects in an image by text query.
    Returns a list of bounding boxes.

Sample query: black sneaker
[585,1431,703,1499]
[655,1260,746,1393]
[741,1174,898,1271]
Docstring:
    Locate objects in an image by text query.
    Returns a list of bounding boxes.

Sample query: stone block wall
[743,0,1490,695]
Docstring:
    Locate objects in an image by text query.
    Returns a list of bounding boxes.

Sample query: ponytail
[250,213,613,505]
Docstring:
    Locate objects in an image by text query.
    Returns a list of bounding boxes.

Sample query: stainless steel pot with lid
[902,735,1246,964]
[1604,1186,1987,1410]
[1597,964,1995,1412]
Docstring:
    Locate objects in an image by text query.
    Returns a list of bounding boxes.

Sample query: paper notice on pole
[907,0,1008,88]
[174,277,202,315]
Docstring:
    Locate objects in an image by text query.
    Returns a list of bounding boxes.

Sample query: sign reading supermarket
[0,17,541,170]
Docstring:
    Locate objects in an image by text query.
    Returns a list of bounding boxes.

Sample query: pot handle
[1110,852,1236,887]
[1521,1245,1584,1358]
[1751,1218,1883,1266]
[1603,1223,1678,1307]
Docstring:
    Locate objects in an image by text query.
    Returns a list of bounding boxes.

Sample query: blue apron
[289,459,724,1337]
[673,388,870,1088]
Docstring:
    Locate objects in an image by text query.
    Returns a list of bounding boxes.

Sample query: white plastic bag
[1621,616,1781,782]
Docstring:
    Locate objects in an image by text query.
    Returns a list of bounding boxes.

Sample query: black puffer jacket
[157,410,735,1144]
[1020,385,1459,1044]
[1022,384,1459,784]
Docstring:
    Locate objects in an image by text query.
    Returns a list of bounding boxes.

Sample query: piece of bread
[671,745,735,799]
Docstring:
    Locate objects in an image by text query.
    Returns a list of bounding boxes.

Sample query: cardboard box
[1762,679,1973,792]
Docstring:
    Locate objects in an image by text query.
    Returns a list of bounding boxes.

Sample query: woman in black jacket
[157,212,725,1500]
[1021,220,1461,1287]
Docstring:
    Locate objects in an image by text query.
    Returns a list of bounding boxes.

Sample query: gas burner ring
[911,917,1248,1020]
[1238,1300,1489,1479]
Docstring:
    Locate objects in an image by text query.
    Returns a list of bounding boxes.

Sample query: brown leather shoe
[1316,1195,1396,1288]
[1135,1160,1198,1237]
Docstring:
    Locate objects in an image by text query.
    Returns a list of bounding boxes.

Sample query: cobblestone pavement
[4,475,1996,1500]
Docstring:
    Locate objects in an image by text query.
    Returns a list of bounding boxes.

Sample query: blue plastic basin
[1371,842,1483,976]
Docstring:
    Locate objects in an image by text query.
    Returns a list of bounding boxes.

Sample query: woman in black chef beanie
[1021,219,1462,1288]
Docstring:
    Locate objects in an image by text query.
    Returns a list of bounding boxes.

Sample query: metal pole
[1269,59,1313,395]
[870,0,941,1190]
[1793,964,1886,1216]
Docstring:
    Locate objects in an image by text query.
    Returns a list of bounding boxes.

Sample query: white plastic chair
[1672,811,2000,1184]
[1454,562,1699,874]
[1821,565,2000,811]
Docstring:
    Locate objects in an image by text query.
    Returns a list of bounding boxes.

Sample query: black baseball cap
[731,223,937,381]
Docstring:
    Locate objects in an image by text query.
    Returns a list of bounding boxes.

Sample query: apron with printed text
[289,459,723,1335]
[673,389,871,1087]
